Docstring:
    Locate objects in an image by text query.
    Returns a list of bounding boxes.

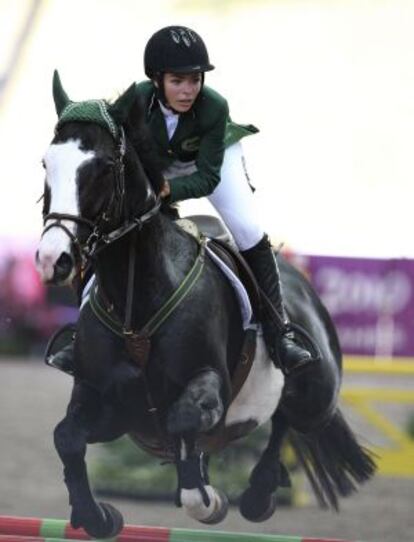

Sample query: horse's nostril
[54,252,74,281]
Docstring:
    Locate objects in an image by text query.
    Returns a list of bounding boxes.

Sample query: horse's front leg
[167,369,229,524]
[54,382,124,538]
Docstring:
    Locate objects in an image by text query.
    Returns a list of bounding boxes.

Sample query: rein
[90,197,162,258]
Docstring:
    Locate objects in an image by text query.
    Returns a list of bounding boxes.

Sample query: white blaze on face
[37,139,95,283]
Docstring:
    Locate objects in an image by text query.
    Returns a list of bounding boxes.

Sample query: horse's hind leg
[167,369,229,524]
[53,382,124,538]
[239,407,291,522]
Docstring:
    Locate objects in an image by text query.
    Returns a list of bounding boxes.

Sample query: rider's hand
[159,180,171,199]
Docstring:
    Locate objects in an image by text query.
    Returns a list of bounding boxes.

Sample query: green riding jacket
[135,80,259,203]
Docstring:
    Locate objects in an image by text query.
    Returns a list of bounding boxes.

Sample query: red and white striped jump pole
[0,515,358,542]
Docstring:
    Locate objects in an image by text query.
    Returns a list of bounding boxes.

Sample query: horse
[35,71,375,538]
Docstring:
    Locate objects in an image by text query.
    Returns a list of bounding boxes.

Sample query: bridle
[41,126,161,271]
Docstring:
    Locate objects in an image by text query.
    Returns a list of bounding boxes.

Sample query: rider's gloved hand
[160,179,171,198]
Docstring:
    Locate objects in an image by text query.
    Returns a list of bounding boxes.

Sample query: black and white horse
[35,72,375,538]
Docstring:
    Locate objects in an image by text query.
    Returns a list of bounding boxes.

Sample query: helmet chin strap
[153,73,205,114]
[153,74,171,110]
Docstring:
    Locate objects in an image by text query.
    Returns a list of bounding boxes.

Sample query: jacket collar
[146,90,198,147]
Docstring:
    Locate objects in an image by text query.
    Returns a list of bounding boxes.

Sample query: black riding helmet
[144,26,215,77]
[144,26,215,111]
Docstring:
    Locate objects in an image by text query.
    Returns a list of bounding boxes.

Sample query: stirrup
[283,322,322,362]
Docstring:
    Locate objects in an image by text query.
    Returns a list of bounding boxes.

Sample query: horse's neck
[95,213,197,325]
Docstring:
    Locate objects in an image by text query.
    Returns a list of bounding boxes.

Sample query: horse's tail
[289,408,377,511]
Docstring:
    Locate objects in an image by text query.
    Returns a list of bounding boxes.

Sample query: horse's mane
[122,96,165,197]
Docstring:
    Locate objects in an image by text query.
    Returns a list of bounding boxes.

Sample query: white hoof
[199,488,229,524]
[181,485,229,524]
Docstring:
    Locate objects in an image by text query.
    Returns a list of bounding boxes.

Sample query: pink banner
[300,255,414,357]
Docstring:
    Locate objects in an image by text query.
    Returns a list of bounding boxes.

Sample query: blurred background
[0,1,413,541]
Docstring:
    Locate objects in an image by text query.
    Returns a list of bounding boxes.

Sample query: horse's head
[36,71,161,285]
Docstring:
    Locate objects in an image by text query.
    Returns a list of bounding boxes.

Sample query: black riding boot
[45,268,92,376]
[241,234,313,376]
[46,341,75,375]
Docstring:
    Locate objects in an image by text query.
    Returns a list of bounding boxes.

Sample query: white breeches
[164,142,264,251]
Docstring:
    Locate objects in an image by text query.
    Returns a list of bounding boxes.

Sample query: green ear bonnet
[57,99,119,140]
[52,70,119,139]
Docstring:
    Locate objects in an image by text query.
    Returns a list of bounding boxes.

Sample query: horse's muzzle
[36,249,75,285]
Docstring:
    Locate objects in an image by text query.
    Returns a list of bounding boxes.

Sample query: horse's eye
[41,160,46,170]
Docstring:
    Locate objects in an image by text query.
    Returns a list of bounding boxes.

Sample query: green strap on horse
[89,237,206,359]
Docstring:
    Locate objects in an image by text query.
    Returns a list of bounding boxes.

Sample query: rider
[50,25,313,376]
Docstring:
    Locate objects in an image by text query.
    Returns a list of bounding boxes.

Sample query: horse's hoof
[239,488,277,522]
[76,502,124,539]
[97,502,124,538]
[199,489,229,525]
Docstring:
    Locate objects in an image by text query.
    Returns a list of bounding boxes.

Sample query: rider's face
[161,72,202,112]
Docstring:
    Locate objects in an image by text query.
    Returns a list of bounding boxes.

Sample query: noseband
[41,127,161,270]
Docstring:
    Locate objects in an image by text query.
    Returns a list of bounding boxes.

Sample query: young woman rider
[134,25,313,376]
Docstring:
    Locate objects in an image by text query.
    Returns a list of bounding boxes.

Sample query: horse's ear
[108,83,137,125]
[53,70,70,116]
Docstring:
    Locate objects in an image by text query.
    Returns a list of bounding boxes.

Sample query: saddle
[180,215,262,319]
